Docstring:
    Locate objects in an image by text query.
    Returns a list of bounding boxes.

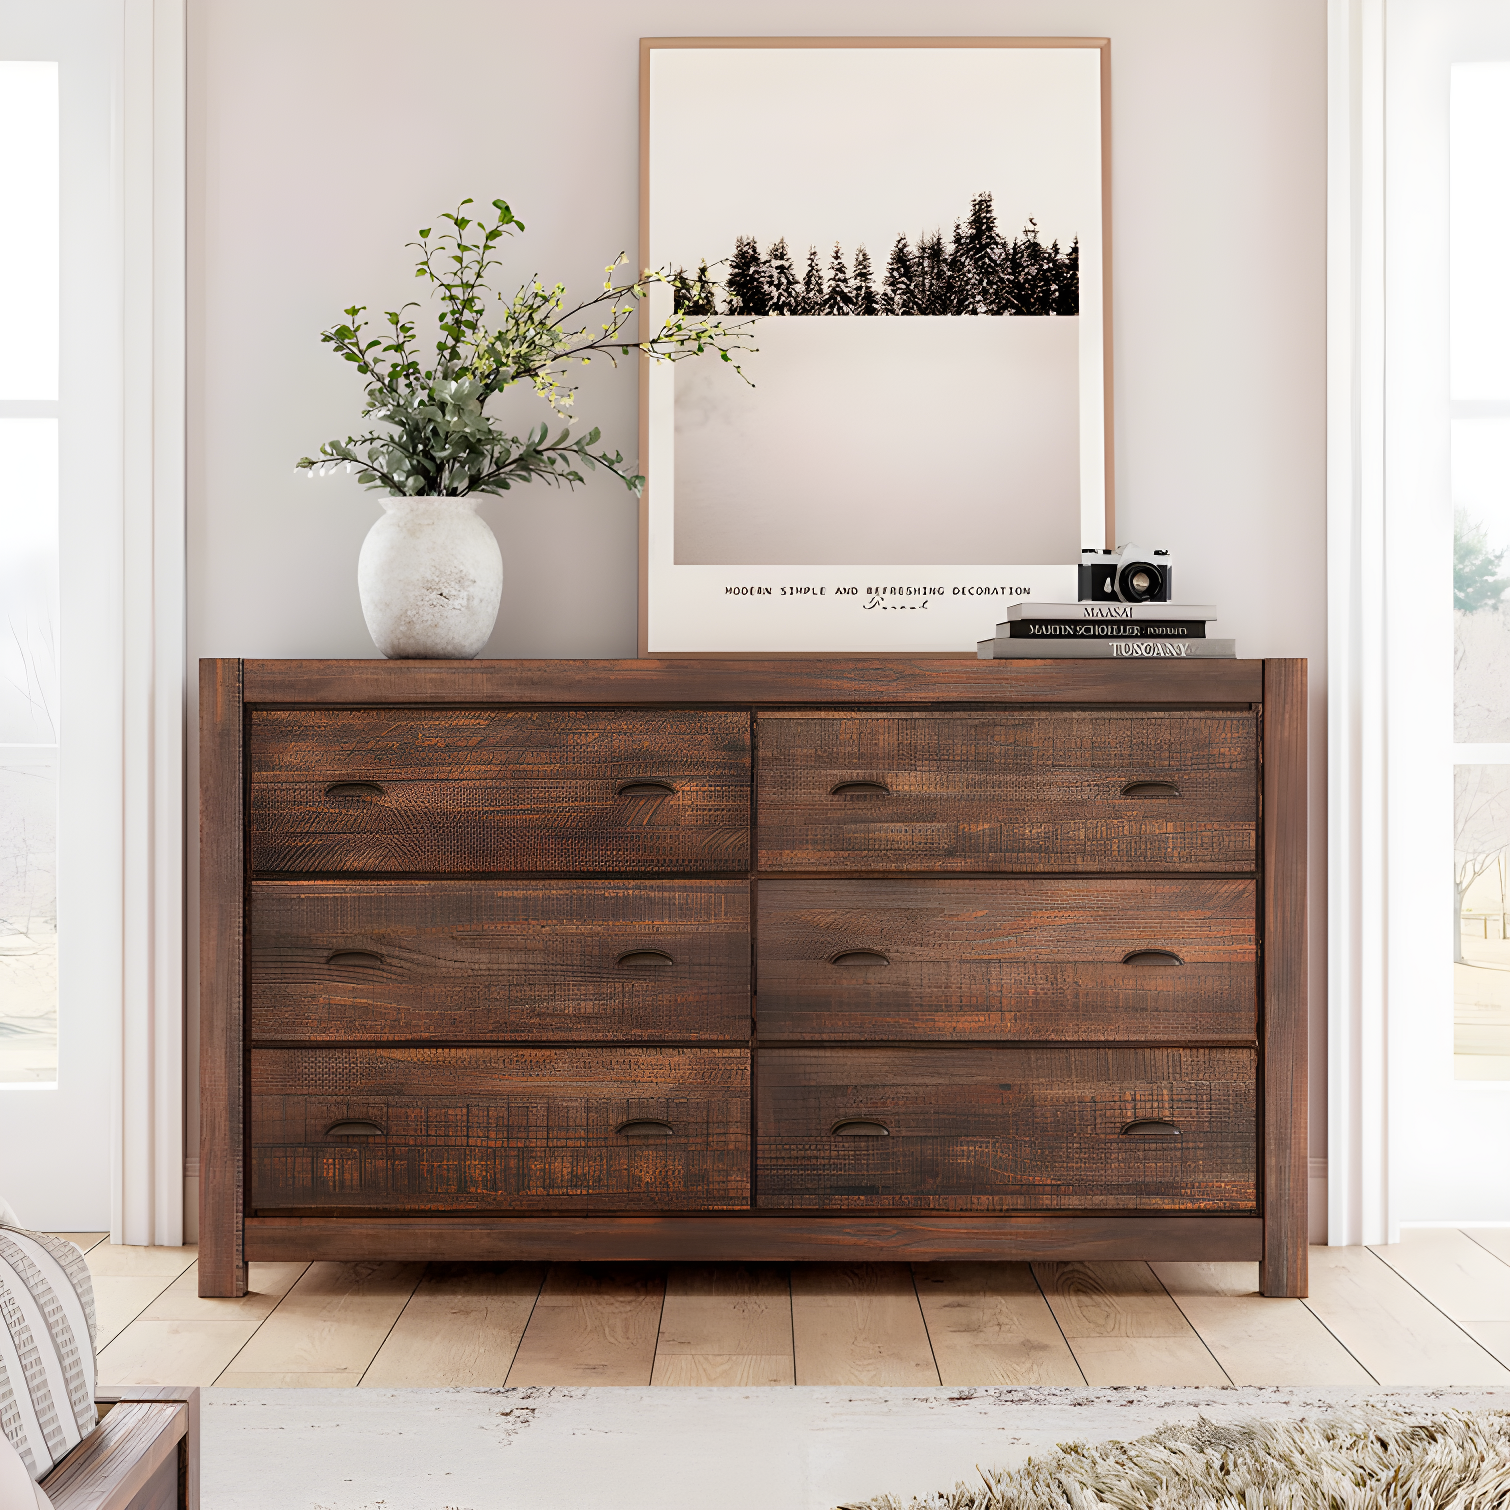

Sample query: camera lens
[1116,560,1164,603]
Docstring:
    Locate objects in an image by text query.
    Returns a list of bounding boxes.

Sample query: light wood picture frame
[638,36,1113,656]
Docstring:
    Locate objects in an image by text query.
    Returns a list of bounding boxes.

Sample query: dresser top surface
[222,656,1281,707]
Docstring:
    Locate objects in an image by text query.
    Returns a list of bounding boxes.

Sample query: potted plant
[299,198,751,658]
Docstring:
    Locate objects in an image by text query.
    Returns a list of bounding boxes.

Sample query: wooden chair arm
[41,1388,200,1510]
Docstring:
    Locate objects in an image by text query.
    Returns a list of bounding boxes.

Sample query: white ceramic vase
[357,497,503,659]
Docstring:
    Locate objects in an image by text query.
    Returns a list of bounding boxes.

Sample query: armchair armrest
[41,1388,199,1510]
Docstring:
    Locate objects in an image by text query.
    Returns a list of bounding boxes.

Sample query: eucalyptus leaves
[297,198,753,498]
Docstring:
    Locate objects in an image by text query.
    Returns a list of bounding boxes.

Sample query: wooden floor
[58,1229,1510,1389]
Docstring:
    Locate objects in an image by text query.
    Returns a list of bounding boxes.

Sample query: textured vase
[357,497,503,659]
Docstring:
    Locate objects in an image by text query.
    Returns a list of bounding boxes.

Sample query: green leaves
[301,195,753,500]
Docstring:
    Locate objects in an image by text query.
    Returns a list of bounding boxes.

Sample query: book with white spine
[997,601,1218,626]
[977,637,1236,660]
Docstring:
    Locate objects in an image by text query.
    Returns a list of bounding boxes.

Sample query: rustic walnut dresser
[198,656,1307,1298]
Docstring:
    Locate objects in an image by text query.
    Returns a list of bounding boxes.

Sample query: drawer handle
[616,1118,674,1137]
[325,781,385,802]
[830,780,890,797]
[616,779,676,798]
[832,1119,890,1137]
[831,950,890,968]
[1122,949,1183,967]
[616,949,675,968]
[1121,1119,1181,1137]
[1121,780,1181,799]
[326,1119,385,1136]
[326,950,384,969]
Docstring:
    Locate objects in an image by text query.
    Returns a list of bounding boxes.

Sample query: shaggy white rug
[846,1408,1510,1509]
[200,1387,1510,1510]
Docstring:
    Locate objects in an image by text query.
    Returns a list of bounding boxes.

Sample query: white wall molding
[117,0,186,1247]
[1327,0,1391,1246]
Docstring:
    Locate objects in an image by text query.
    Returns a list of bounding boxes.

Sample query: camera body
[1078,545,1174,604]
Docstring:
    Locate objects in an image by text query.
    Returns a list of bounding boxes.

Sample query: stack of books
[977,602,1233,659]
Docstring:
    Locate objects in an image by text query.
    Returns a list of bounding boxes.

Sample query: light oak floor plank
[1372,1229,1510,1321]
[96,1261,308,1387]
[651,1264,794,1386]
[913,1263,1084,1386]
[213,1260,423,1388]
[361,1262,545,1387]
[790,1264,939,1386]
[85,1245,200,1349]
[1033,1261,1229,1386]
[1304,1245,1510,1385]
[1464,1228,1510,1267]
[506,1264,665,1386]
[47,1232,109,1255]
[1152,1260,1374,1385]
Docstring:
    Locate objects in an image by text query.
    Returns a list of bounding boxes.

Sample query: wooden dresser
[198,656,1307,1298]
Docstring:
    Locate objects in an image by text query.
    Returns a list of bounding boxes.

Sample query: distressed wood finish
[247,708,750,875]
[1261,659,1309,1297]
[41,1401,188,1510]
[198,659,247,1299]
[241,656,1265,707]
[757,878,1256,1042]
[249,879,749,1043]
[757,1047,1257,1211]
[243,1213,1265,1263]
[249,1046,750,1211]
[199,656,1305,1297]
[756,710,1258,872]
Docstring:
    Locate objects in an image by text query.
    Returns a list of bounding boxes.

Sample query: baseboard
[1309,1157,1327,1245]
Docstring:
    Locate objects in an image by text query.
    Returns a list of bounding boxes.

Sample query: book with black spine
[976,637,1236,660]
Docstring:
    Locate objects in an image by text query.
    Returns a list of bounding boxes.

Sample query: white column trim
[1327,0,1390,1246]
[116,0,186,1247]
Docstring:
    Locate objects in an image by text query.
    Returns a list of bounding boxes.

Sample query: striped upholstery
[0,1224,97,1481]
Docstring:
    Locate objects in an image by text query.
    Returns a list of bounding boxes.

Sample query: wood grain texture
[247,709,750,875]
[359,1262,545,1386]
[757,710,1258,873]
[198,659,246,1299]
[1303,1245,1510,1385]
[1260,659,1308,1297]
[1150,1260,1374,1384]
[87,1388,199,1510]
[241,656,1265,707]
[1369,1228,1510,1322]
[249,1047,750,1211]
[790,1263,939,1384]
[912,1262,1084,1384]
[40,1402,187,1510]
[1033,1260,1229,1385]
[505,1264,665,1384]
[214,1260,423,1386]
[650,1264,794,1385]
[96,1262,307,1386]
[758,1047,1258,1210]
[757,878,1256,1042]
[243,1214,1265,1264]
[248,879,749,1043]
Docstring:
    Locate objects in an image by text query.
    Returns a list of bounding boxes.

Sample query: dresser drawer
[249,879,749,1043]
[757,879,1256,1042]
[249,1047,750,1211]
[756,711,1256,872]
[247,709,750,874]
[756,1047,1256,1211]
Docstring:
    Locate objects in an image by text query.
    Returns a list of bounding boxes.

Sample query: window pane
[1452,62,1510,402]
[0,418,58,1084]
[1455,765,1510,1079]
[0,62,58,401]
[1453,417,1510,740]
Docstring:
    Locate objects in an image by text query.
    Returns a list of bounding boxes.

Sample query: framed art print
[640,37,1112,654]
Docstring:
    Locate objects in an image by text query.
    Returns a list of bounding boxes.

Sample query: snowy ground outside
[0,749,58,1084]
[1456,933,1510,1080]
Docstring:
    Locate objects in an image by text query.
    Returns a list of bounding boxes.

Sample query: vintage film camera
[1078,545,1174,604]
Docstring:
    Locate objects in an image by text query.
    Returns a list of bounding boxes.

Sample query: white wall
[186,0,1329,1230]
